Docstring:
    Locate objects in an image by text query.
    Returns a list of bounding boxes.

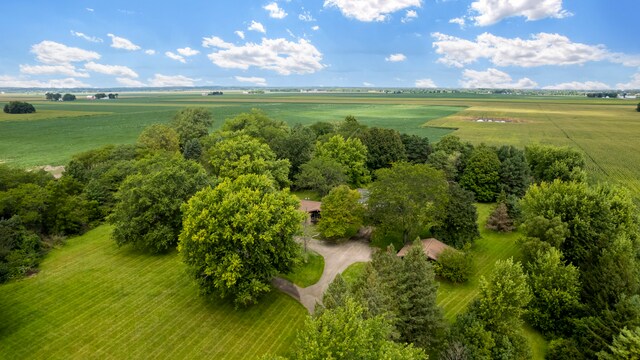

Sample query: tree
[434,247,473,283]
[309,121,334,137]
[0,216,41,283]
[598,327,640,360]
[525,144,586,183]
[95,93,107,99]
[294,157,347,197]
[459,145,501,202]
[45,92,61,101]
[427,150,460,181]
[170,107,213,147]
[276,124,316,179]
[637,103,640,112]
[400,134,431,164]
[314,135,370,187]
[485,202,514,232]
[62,94,76,101]
[109,156,209,253]
[317,185,364,241]
[432,183,480,249]
[433,134,474,180]
[3,101,36,114]
[221,109,289,157]
[137,124,180,153]
[367,162,448,249]
[179,174,303,306]
[497,145,530,197]
[206,134,290,188]
[322,274,351,311]
[358,127,407,171]
[336,115,367,138]
[182,138,202,161]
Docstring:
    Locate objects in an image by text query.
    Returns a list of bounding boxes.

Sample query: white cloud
[363,82,374,87]
[312,25,320,31]
[460,68,538,88]
[202,36,235,49]
[84,62,138,78]
[107,33,141,51]
[401,9,418,23]
[86,8,94,12]
[385,53,407,62]
[0,75,90,88]
[432,32,614,68]
[165,51,186,63]
[31,41,100,65]
[324,0,422,22]
[616,73,640,90]
[145,49,156,55]
[235,76,267,86]
[264,2,288,19]
[543,81,611,90]
[299,10,316,22]
[148,74,196,87]
[207,37,325,75]
[449,17,466,27]
[177,47,200,56]
[248,21,267,33]
[117,77,146,87]
[235,31,245,39]
[70,30,102,43]
[469,0,572,26]
[19,64,89,78]
[415,78,437,88]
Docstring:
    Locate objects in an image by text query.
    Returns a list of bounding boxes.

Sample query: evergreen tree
[497,145,530,197]
[432,183,480,248]
[486,202,515,232]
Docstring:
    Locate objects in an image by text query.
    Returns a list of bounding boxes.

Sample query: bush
[3,101,36,114]
[62,94,76,101]
[637,103,640,112]
[434,247,473,283]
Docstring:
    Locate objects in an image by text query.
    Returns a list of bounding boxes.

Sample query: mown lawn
[0,225,307,360]
[281,250,324,288]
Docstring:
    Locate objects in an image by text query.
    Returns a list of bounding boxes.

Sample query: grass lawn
[340,262,367,284]
[281,250,325,288]
[0,225,307,360]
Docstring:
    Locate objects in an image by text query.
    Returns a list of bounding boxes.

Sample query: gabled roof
[396,238,452,261]
[299,200,322,213]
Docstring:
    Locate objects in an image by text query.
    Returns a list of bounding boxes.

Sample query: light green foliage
[432,183,480,249]
[170,107,213,146]
[522,215,569,249]
[598,327,640,360]
[206,134,291,188]
[137,124,180,153]
[109,155,209,253]
[525,144,586,183]
[427,150,460,181]
[314,135,370,187]
[318,185,364,241]
[460,145,501,202]
[222,109,289,153]
[358,127,407,171]
[368,162,448,249]
[434,247,473,283]
[321,274,350,311]
[0,183,48,231]
[179,174,303,306]
[295,157,347,197]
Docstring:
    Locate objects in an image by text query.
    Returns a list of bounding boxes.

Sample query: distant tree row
[587,92,619,98]
[206,91,223,96]
[45,93,76,101]
[3,101,35,114]
[94,93,118,99]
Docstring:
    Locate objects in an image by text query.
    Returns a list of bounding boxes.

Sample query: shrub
[3,101,36,114]
[434,247,473,283]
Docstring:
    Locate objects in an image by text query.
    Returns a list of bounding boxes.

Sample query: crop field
[0,226,307,360]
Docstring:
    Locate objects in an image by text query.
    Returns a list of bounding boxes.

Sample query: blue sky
[1,0,639,89]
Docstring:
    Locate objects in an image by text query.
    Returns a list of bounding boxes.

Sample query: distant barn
[397,238,452,261]
[299,200,322,224]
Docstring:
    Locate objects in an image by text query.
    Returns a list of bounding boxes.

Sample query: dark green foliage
[66,144,139,184]
[170,107,213,147]
[317,185,364,241]
[309,121,334,137]
[486,202,515,232]
[109,156,209,253]
[322,274,350,311]
[336,115,367,138]
[182,138,202,161]
[497,145,530,197]
[295,157,347,197]
[0,183,49,232]
[221,109,288,156]
[459,145,501,202]
[62,94,76,101]
[525,144,586,183]
[95,93,107,99]
[0,164,51,192]
[434,247,473,283]
[400,134,431,164]
[518,237,553,266]
[546,338,584,360]
[0,216,41,283]
[637,103,640,112]
[368,162,448,250]
[427,150,460,181]
[43,176,93,235]
[358,127,407,171]
[432,183,480,249]
[433,135,474,180]
[45,92,61,101]
[276,124,316,179]
[3,101,36,114]
[82,160,137,217]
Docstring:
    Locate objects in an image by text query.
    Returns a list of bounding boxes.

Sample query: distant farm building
[299,200,322,224]
[397,238,453,261]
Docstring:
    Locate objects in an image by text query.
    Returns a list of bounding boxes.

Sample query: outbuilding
[299,200,322,224]
[396,238,452,261]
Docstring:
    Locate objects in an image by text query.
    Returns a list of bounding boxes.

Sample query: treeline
[586,92,619,98]
[45,93,76,101]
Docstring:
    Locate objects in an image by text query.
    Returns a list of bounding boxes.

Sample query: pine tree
[486,202,514,232]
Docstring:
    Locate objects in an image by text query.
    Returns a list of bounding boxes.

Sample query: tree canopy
[314,135,370,188]
[3,101,35,114]
[294,157,347,197]
[459,145,501,202]
[317,185,364,241]
[358,127,407,171]
[170,107,213,147]
[137,124,180,153]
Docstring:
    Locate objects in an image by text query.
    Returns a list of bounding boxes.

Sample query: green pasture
[0,225,307,359]
[280,250,324,288]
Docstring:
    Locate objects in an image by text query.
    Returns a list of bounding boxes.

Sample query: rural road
[274,238,373,313]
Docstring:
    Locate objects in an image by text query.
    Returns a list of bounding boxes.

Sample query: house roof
[299,200,322,213]
[396,238,452,261]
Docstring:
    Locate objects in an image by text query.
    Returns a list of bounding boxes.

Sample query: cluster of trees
[586,92,619,98]
[45,93,76,101]
[206,91,223,96]
[94,93,118,99]
[3,101,35,114]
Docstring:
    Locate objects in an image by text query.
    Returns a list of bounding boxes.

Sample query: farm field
[0,225,307,360]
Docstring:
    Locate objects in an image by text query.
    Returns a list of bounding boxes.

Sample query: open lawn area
[0,225,307,360]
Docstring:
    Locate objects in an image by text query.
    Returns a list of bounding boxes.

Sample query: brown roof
[396,238,452,261]
[299,200,322,213]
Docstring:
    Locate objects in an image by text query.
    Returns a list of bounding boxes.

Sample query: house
[299,200,322,224]
[396,238,452,261]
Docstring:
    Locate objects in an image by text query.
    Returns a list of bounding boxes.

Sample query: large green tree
[400,134,431,164]
[294,157,347,197]
[459,145,501,202]
[358,127,407,171]
[598,327,640,360]
[525,144,586,183]
[497,145,530,197]
[431,183,480,249]
[317,185,364,241]
[170,107,213,147]
[221,109,289,157]
[179,174,303,306]
[137,124,180,153]
[314,135,370,187]
[367,162,448,249]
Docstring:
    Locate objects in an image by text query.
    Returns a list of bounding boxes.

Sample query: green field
[0,226,307,359]
[280,250,324,288]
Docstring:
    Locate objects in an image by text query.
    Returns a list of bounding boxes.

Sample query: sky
[1,0,639,90]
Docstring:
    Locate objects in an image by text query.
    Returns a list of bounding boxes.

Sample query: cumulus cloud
[177,47,200,56]
[31,41,100,64]
[264,2,287,19]
[84,62,138,78]
[324,0,422,22]
[470,0,572,26]
[19,64,89,78]
[460,68,538,88]
[299,10,316,22]
[148,74,196,87]
[86,8,94,12]
[312,25,320,31]
[415,78,437,88]
[107,33,141,51]
[363,82,374,87]
[202,36,234,49]
[0,75,90,88]
[145,49,156,55]
[235,76,267,86]
[165,51,186,63]
[70,30,103,43]
[117,77,146,87]
[235,31,245,39]
[432,32,614,68]
[385,53,407,62]
[449,17,466,27]
[401,9,418,23]
[543,81,611,90]
[616,73,640,90]
[248,21,266,33]
[207,37,325,75]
